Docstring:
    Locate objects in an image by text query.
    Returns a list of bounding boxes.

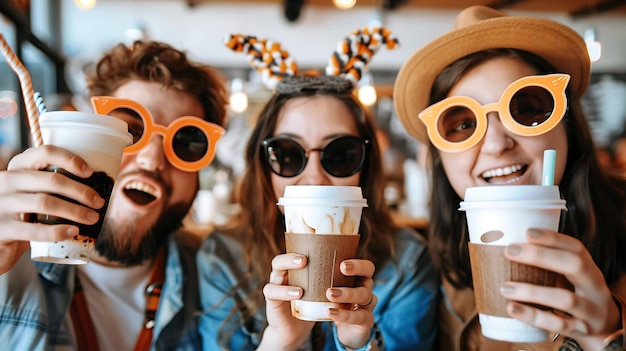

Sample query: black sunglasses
[262,135,369,178]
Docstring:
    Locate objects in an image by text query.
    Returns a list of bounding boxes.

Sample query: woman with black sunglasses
[196,75,438,349]
[393,5,626,351]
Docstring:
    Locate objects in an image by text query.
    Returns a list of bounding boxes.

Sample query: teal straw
[542,149,556,186]
[34,91,48,114]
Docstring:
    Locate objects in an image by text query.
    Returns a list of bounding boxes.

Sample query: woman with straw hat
[394,5,626,351]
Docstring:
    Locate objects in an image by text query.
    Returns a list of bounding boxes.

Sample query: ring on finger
[358,295,374,308]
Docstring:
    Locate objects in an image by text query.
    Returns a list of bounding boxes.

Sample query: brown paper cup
[285,232,360,321]
[469,243,557,316]
[460,184,567,342]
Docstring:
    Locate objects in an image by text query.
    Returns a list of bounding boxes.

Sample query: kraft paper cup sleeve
[285,233,360,301]
[469,243,557,316]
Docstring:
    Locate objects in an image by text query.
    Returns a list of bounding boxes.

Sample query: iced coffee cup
[29,111,132,264]
[277,185,368,321]
[459,185,567,343]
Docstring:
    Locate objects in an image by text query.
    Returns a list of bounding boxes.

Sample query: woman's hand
[0,146,103,272]
[327,259,377,350]
[260,254,377,351]
[500,228,621,350]
[260,253,315,351]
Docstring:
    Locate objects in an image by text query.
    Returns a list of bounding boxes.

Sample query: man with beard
[0,40,228,350]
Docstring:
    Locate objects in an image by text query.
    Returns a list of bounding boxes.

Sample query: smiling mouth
[124,181,157,205]
[481,164,528,184]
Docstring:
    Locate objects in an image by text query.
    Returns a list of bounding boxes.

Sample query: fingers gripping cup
[29,111,132,264]
[278,185,368,321]
[459,185,567,343]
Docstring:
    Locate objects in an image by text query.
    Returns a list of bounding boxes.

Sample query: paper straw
[0,33,43,147]
[542,149,556,186]
[34,92,48,114]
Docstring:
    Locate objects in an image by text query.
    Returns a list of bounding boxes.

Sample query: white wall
[60,0,626,73]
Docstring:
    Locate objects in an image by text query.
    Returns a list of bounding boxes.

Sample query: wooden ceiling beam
[570,0,626,18]
[487,0,525,10]
[183,0,626,15]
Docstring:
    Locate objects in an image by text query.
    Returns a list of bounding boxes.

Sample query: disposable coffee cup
[459,185,567,343]
[29,111,132,264]
[278,185,368,321]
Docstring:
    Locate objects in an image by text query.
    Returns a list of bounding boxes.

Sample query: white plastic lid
[278,185,368,207]
[464,185,561,202]
[459,200,567,210]
[277,197,368,207]
[282,185,363,199]
[39,111,132,145]
[459,185,566,211]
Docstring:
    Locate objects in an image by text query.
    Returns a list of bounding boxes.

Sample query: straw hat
[393,5,590,144]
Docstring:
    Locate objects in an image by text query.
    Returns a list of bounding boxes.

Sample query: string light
[333,0,357,10]
[74,0,96,10]
[584,27,602,62]
[229,78,248,114]
[357,71,377,107]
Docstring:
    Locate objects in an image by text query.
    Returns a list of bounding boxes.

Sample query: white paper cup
[29,111,132,265]
[278,185,367,235]
[459,185,567,342]
[278,185,368,321]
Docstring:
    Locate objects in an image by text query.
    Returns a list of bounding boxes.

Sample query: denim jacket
[197,227,439,351]
[0,232,202,351]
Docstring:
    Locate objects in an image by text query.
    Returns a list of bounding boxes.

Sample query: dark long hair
[427,49,626,289]
[216,80,398,347]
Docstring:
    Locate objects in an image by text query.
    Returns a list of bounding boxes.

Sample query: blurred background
[2,0,626,231]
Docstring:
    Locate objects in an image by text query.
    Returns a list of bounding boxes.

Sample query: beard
[94,201,190,265]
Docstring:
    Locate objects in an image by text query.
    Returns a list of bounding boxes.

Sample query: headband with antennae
[224,34,298,90]
[326,26,399,85]
[224,25,399,90]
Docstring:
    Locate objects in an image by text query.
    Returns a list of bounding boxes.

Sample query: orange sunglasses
[418,74,570,152]
[91,96,225,172]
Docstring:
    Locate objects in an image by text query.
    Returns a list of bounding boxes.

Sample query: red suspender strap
[69,277,101,351]
[133,246,167,351]
[69,246,167,351]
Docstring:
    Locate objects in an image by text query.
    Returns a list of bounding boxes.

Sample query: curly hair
[87,40,228,127]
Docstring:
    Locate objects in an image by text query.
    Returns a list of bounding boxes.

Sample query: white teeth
[124,181,157,197]
[481,164,523,179]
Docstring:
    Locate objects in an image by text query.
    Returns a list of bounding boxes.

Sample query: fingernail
[528,229,542,238]
[93,195,105,208]
[500,283,515,295]
[507,244,522,256]
[287,288,301,297]
[67,226,79,237]
[328,308,339,316]
[292,255,303,265]
[82,162,91,175]
[87,211,100,223]
[329,288,343,297]
[341,261,354,271]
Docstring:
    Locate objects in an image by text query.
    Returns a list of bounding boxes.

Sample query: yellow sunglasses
[91,96,225,172]
[418,74,570,152]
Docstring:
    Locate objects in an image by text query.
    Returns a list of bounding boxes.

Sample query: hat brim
[393,15,590,144]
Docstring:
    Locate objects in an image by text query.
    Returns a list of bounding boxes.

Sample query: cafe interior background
[2,0,626,235]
